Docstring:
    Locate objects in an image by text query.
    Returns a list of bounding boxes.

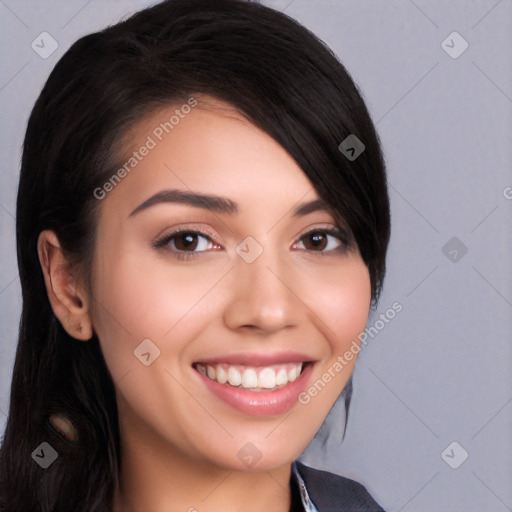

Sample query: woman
[0,0,390,510]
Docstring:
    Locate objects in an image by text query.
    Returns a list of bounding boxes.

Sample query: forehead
[101,97,319,217]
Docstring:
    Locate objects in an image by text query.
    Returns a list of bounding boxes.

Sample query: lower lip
[195,364,314,416]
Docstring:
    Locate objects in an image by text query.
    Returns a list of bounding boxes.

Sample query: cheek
[290,261,370,442]
[88,245,228,379]
[314,258,372,353]
[88,250,227,447]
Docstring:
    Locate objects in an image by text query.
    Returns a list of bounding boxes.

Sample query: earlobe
[37,230,93,341]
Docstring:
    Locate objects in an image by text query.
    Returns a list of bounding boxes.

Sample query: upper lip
[194,351,315,366]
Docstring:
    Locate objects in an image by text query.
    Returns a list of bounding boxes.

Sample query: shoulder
[294,460,385,512]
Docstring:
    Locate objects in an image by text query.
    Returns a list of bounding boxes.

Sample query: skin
[38,97,372,512]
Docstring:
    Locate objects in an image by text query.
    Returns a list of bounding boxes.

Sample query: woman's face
[89,97,371,471]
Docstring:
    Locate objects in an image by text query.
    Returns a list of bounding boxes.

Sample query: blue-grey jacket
[292,461,385,512]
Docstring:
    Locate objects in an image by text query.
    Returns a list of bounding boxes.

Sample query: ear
[37,230,93,341]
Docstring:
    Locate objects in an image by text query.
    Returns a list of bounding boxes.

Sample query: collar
[291,461,319,512]
[291,460,385,512]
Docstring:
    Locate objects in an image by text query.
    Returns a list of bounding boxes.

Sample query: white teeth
[228,366,242,386]
[242,368,258,388]
[207,365,216,380]
[197,362,305,390]
[275,368,288,386]
[217,365,228,384]
[288,366,298,382]
[258,367,276,389]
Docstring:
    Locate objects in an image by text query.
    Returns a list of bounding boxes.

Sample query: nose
[222,248,303,334]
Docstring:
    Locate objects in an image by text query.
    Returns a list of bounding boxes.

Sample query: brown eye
[296,229,346,253]
[154,230,215,253]
[153,229,223,262]
[303,232,328,251]
[173,233,201,251]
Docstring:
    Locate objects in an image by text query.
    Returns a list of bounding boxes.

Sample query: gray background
[1,1,511,510]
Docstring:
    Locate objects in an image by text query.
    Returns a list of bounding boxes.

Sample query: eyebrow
[129,189,238,217]
[129,189,331,218]
[291,198,331,217]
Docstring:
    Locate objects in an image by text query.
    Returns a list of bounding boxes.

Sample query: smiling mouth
[193,362,310,392]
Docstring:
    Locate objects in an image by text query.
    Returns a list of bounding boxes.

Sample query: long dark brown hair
[0,1,390,510]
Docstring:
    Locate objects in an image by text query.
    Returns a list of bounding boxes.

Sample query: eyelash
[152,227,353,261]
